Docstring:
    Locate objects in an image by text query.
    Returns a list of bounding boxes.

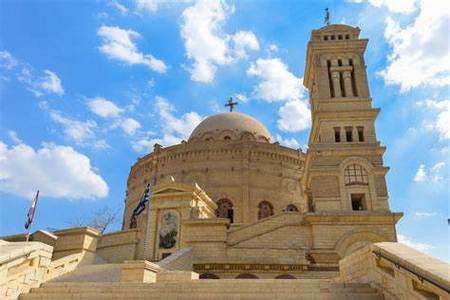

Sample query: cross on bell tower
[225,97,238,112]
[324,8,330,26]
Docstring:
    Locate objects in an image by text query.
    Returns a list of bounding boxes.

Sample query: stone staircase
[20,279,383,299]
[227,212,303,246]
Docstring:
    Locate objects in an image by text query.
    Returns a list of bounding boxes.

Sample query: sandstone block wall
[125,139,305,228]
[340,242,450,300]
[96,229,139,263]
[0,241,52,299]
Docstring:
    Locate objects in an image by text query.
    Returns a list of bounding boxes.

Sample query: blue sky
[0,0,448,261]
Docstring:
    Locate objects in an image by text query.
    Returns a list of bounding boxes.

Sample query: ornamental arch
[258,201,274,220]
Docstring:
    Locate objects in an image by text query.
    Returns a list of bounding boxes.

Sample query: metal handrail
[372,250,450,294]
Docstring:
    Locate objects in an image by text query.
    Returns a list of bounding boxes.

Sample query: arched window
[224,136,231,140]
[258,201,274,220]
[285,204,298,212]
[216,199,234,223]
[199,273,220,279]
[344,164,369,185]
[275,274,296,279]
[236,273,258,279]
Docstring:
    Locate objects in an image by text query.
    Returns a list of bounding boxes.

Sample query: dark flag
[25,190,39,230]
[132,182,152,219]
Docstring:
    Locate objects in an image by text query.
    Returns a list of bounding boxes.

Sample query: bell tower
[302,24,391,213]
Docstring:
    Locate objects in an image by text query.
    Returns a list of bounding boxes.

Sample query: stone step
[21,292,383,300]
[40,282,368,288]
[31,286,376,293]
[29,287,378,296]
[40,279,366,288]
[32,281,377,292]
[20,278,383,300]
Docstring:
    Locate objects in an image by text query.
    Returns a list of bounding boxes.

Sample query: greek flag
[25,190,39,230]
[132,182,152,218]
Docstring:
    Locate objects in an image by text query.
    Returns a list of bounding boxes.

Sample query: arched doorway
[275,274,296,279]
[216,198,234,223]
[199,273,220,279]
[235,273,259,279]
[258,201,274,220]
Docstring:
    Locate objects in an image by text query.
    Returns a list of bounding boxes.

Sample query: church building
[3,23,448,300]
[123,23,402,277]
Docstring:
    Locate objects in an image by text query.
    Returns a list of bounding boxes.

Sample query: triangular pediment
[153,187,188,195]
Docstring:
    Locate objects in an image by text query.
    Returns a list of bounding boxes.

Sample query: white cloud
[414,211,437,218]
[348,0,418,14]
[120,118,141,135]
[39,70,64,95]
[414,164,427,182]
[7,130,23,144]
[231,31,260,59]
[247,58,305,102]
[18,67,64,97]
[417,99,450,140]
[180,0,259,82]
[246,58,310,132]
[111,0,128,14]
[135,0,158,13]
[132,96,203,152]
[275,135,300,149]
[414,162,447,182]
[88,97,123,118]
[0,51,18,70]
[234,93,248,103]
[431,161,446,173]
[135,0,191,13]
[49,110,97,143]
[0,51,64,97]
[181,0,231,82]
[0,141,108,199]
[86,96,144,136]
[132,138,154,153]
[277,100,311,132]
[398,234,434,253]
[378,0,450,91]
[92,139,111,150]
[156,96,202,139]
[268,44,278,53]
[97,25,167,73]
[132,135,180,153]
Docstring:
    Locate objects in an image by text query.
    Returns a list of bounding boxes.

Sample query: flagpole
[25,228,31,242]
[142,149,159,261]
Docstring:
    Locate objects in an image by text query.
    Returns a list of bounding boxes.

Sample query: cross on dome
[225,97,238,112]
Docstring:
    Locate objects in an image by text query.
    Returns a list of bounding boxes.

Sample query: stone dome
[189,112,271,142]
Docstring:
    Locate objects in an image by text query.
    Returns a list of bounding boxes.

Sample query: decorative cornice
[194,263,308,272]
[304,212,403,224]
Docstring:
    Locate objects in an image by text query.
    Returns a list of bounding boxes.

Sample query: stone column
[342,70,354,97]
[340,127,345,142]
[352,127,358,143]
[331,71,342,97]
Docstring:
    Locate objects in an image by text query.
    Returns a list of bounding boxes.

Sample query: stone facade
[125,132,305,227]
